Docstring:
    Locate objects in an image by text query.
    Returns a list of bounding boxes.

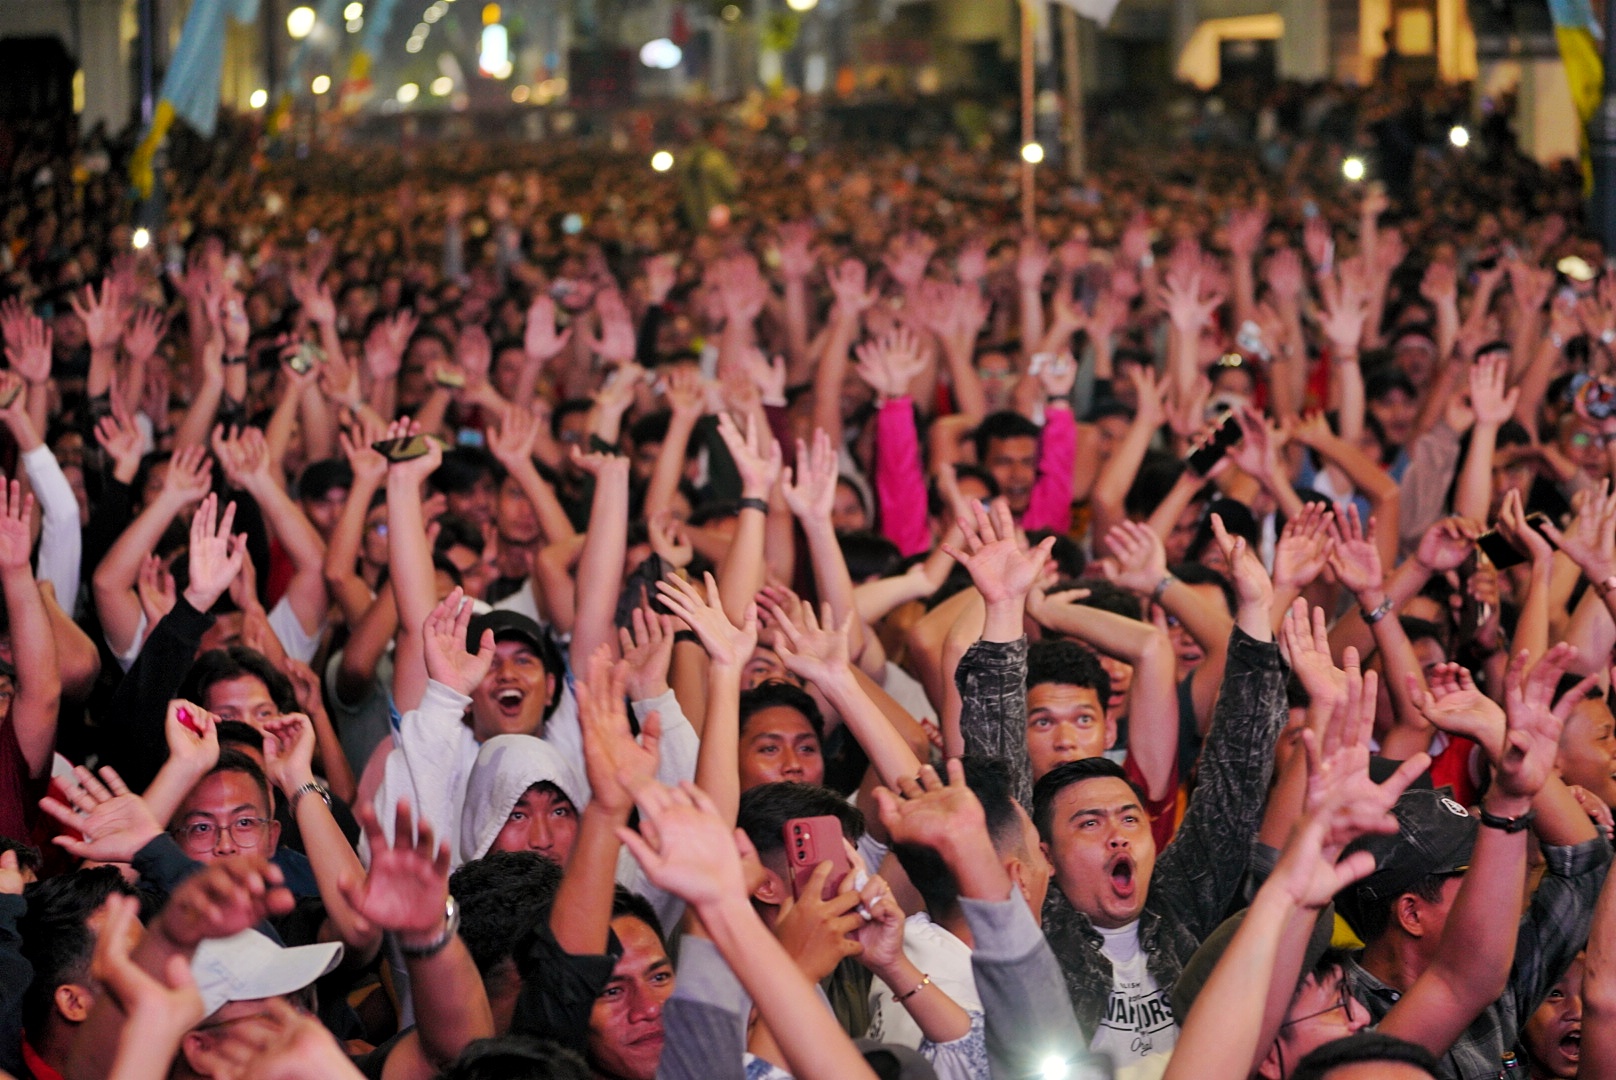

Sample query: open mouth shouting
[1108,853,1137,900]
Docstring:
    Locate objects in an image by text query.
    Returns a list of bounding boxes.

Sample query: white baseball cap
[191,929,344,1019]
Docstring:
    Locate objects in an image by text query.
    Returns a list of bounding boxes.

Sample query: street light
[249,88,268,109]
[287,5,316,38]
[1021,142,1045,164]
[311,74,332,94]
[651,150,674,172]
[786,0,818,10]
[1342,156,1366,182]
[132,228,151,250]
[1449,125,1470,148]
[397,82,420,103]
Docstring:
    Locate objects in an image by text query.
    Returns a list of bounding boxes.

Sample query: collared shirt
[1343,836,1611,1080]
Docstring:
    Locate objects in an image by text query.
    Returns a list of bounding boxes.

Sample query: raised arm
[781,427,872,667]
[713,411,782,626]
[487,405,576,547]
[324,419,389,627]
[568,447,632,671]
[0,480,58,776]
[383,422,446,713]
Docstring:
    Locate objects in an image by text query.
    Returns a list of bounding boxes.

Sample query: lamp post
[1591,0,1616,251]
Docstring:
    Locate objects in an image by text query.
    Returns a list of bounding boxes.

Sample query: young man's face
[1520,953,1583,1079]
[173,771,280,864]
[737,706,824,789]
[588,916,674,1080]
[300,486,349,539]
[490,783,578,863]
[1558,697,1616,809]
[984,435,1038,515]
[1025,682,1111,780]
[1043,776,1156,929]
[204,675,279,728]
[1260,968,1371,1079]
[448,477,497,530]
[470,639,556,740]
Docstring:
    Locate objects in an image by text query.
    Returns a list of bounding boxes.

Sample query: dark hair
[433,447,502,494]
[737,782,865,859]
[182,646,299,715]
[1069,580,1141,621]
[1027,530,1086,580]
[203,748,275,814]
[449,851,566,976]
[1169,562,1237,617]
[972,411,1043,463]
[20,868,140,1036]
[442,1036,590,1080]
[839,531,903,583]
[1032,757,1141,844]
[1290,1032,1439,1080]
[927,464,999,518]
[738,681,825,742]
[550,399,593,439]
[214,719,264,754]
[1187,498,1259,563]
[609,884,665,946]
[434,512,487,556]
[297,458,354,501]
[628,410,673,450]
[1027,640,1111,705]
[890,756,1022,918]
[1398,616,1447,657]
[1124,455,1189,519]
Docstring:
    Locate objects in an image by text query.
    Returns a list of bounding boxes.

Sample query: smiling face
[588,916,674,1080]
[737,706,824,789]
[1522,953,1583,1078]
[1025,682,1112,780]
[1558,697,1616,808]
[469,638,557,740]
[984,435,1038,515]
[1043,776,1156,928]
[490,782,578,863]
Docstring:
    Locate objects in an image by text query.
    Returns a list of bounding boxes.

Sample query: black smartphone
[373,435,432,463]
[1186,413,1242,477]
[0,382,23,410]
[1475,512,1554,570]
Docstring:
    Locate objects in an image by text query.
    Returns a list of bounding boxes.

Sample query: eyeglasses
[1280,979,1352,1029]
[172,816,272,854]
[1570,432,1611,450]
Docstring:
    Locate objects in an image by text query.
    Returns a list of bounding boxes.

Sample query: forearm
[1021,406,1077,533]
[645,414,698,522]
[1018,286,1045,363]
[552,804,632,954]
[942,339,987,422]
[171,370,224,451]
[87,343,118,400]
[1146,472,1206,544]
[513,463,576,545]
[717,506,767,628]
[695,666,744,823]
[570,467,629,671]
[1509,559,1554,665]
[406,935,495,1069]
[1090,413,1159,536]
[874,399,932,558]
[1454,424,1499,523]
[22,444,83,600]
[810,311,858,446]
[324,478,382,625]
[295,789,381,960]
[819,670,923,788]
[4,563,60,773]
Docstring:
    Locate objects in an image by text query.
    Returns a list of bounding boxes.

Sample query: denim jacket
[956,626,1288,1039]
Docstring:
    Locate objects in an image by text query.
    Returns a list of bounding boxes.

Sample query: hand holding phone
[372,435,433,463]
[1186,413,1243,476]
[785,816,853,901]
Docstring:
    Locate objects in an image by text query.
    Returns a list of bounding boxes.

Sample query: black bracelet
[222,353,248,366]
[738,496,769,514]
[672,630,700,646]
[1479,807,1536,833]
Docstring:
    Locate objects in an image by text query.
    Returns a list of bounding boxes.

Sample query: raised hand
[1542,481,1616,582]
[1495,488,1553,568]
[95,399,145,481]
[1036,350,1078,400]
[164,699,222,779]
[1325,504,1383,599]
[338,416,389,489]
[714,410,782,500]
[826,258,879,317]
[260,712,317,795]
[589,290,638,363]
[777,222,817,281]
[616,780,752,912]
[1210,511,1273,614]
[872,759,1008,900]
[662,365,705,421]
[379,417,442,483]
[70,277,128,351]
[1263,247,1305,301]
[487,405,541,472]
[211,424,272,490]
[1102,520,1169,596]
[1272,502,1335,594]
[38,764,163,864]
[646,511,693,569]
[89,892,205,1036]
[1279,599,1348,715]
[457,324,494,386]
[184,493,248,613]
[854,326,928,402]
[577,645,662,815]
[655,572,757,670]
[3,304,52,385]
[136,553,177,627]
[339,800,452,942]
[1414,516,1483,574]
[781,427,839,525]
[618,605,675,702]
[764,599,855,688]
[364,309,416,383]
[1015,236,1050,289]
[0,479,34,573]
[1410,661,1506,758]
[1495,643,1595,801]
[1469,353,1520,428]
[942,498,1055,606]
[421,586,495,696]
[155,856,295,948]
[740,348,788,405]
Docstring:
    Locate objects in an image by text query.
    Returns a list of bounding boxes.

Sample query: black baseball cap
[1173,903,1337,1023]
[1334,789,1475,934]
[467,610,547,655]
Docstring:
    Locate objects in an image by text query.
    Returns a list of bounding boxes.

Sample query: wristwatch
[290,780,332,816]
[1479,807,1536,833]
[399,896,460,958]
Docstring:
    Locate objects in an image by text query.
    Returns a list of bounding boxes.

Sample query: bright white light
[1342,155,1366,182]
[431,76,454,96]
[786,0,818,9]
[405,36,424,52]
[414,21,430,34]
[397,82,420,103]
[1449,124,1470,148]
[511,84,530,102]
[479,23,509,76]
[131,228,151,251]
[1039,1056,1069,1080]
[721,3,740,17]
[651,150,674,172]
[287,5,316,37]
[346,16,363,31]
[344,1,363,18]
[1021,141,1045,164]
[311,74,332,95]
[639,38,682,69]
[249,88,268,109]
[423,6,441,21]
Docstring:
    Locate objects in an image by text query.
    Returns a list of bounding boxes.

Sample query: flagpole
[1020,0,1036,233]
[1059,5,1084,179]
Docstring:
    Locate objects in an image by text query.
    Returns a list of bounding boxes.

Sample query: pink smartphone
[785,816,852,901]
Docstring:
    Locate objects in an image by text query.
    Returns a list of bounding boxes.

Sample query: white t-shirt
[1088,921,1179,1066]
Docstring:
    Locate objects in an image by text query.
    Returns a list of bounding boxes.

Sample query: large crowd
[0,78,1610,1080]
